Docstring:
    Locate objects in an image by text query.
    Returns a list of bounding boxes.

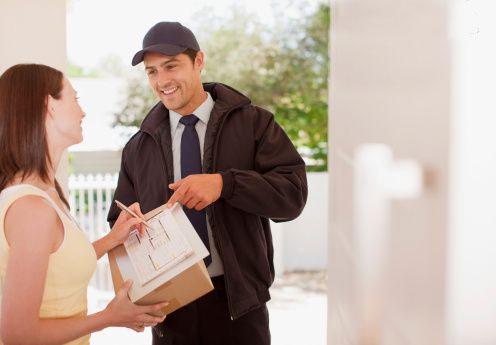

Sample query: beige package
[108,203,213,316]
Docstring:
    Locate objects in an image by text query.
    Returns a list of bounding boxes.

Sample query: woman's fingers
[117,279,133,298]
[136,314,164,324]
[125,203,146,236]
[130,325,145,332]
[137,223,145,236]
[123,217,141,234]
[139,301,169,314]
[153,314,166,323]
[129,202,145,218]
[116,209,129,224]
[130,322,156,332]
[116,203,144,223]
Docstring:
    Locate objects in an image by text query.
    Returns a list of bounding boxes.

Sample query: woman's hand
[103,280,168,332]
[92,202,146,260]
[108,202,146,246]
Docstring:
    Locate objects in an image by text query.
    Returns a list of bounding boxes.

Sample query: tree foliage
[113,71,157,128]
[114,2,330,171]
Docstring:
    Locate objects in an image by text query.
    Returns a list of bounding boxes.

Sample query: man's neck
[176,89,208,116]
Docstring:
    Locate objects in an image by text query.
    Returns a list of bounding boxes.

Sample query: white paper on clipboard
[115,203,209,302]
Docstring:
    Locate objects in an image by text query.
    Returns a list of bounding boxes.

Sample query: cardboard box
[108,203,213,316]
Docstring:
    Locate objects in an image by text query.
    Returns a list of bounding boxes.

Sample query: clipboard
[108,202,214,316]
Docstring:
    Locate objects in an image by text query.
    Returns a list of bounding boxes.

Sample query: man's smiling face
[144,51,204,115]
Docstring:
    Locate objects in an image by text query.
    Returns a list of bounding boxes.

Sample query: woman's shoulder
[5,191,59,226]
[3,193,61,247]
[1,184,55,214]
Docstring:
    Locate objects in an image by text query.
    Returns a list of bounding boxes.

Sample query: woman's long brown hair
[0,64,69,207]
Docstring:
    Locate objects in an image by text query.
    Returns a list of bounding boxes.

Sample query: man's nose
[156,71,171,88]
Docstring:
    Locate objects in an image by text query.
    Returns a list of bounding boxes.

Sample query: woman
[0,64,167,345]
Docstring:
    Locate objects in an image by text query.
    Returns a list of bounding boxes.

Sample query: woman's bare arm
[0,196,166,345]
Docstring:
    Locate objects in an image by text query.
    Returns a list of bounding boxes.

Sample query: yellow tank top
[0,184,97,345]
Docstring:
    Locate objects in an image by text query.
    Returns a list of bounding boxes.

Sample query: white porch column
[328,0,450,344]
[329,1,496,344]
[446,1,496,344]
[0,0,69,192]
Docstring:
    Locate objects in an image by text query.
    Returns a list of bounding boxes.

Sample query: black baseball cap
[131,22,200,66]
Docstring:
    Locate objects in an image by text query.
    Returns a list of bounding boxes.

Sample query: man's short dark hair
[183,48,198,63]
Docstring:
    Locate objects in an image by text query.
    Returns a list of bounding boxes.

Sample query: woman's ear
[45,95,57,137]
[46,95,56,118]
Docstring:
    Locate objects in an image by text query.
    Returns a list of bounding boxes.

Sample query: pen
[115,200,154,231]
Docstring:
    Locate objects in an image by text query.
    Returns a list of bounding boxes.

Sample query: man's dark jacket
[107,82,308,319]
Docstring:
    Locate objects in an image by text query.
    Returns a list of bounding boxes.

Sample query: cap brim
[131,44,188,66]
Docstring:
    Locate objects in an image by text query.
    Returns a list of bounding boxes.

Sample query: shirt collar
[169,92,214,135]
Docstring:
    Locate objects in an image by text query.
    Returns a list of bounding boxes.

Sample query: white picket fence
[68,172,328,293]
[68,173,118,292]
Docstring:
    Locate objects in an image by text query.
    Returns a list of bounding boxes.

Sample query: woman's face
[46,77,85,148]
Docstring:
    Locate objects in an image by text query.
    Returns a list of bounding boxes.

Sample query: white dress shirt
[169,92,224,277]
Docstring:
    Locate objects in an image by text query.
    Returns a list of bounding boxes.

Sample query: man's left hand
[166,174,223,211]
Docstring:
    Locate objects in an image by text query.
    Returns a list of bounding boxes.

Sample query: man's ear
[195,51,206,71]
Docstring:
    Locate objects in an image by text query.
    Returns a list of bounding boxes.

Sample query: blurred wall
[0,0,67,73]
[447,1,496,344]
[0,0,68,190]
[328,0,450,344]
[69,151,123,174]
[280,172,328,271]
[329,1,496,344]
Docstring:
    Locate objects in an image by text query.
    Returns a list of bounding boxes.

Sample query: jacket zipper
[143,130,172,193]
[210,107,236,320]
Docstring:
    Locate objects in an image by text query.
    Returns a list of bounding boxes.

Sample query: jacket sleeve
[219,113,308,222]
[107,146,138,228]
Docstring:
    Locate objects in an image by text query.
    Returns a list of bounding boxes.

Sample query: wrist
[103,233,120,251]
[91,309,113,331]
[103,308,115,329]
[215,173,223,190]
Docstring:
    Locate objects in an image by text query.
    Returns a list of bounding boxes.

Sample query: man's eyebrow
[145,57,181,70]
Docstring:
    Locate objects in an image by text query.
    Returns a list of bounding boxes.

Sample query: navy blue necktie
[179,115,211,266]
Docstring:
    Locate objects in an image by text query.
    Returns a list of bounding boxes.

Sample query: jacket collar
[140,82,251,136]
